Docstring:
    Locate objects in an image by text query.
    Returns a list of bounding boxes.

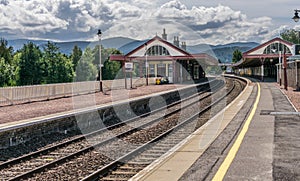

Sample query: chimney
[181,42,186,50]
[162,28,167,41]
[174,36,180,47]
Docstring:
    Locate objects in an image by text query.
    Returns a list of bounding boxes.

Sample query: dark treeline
[0,38,122,87]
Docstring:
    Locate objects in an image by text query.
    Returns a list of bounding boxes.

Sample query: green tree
[0,57,12,86]
[42,41,60,83]
[0,38,13,64]
[232,49,243,63]
[56,54,75,83]
[11,52,22,86]
[102,48,122,80]
[18,42,43,85]
[93,46,122,80]
[93,45,102,66]
[75,47,97,81]
[71,45,82,71]
[0,38,17,86]
[280,29,300,44]
[42,41,74,83]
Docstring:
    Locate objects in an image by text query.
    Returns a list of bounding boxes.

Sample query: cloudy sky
[0,0,299,45]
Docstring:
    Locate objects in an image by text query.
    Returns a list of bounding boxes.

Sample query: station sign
[125,62,133,72]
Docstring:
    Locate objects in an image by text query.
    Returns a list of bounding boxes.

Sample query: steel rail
[0,79,220,170]
[81,78,242,181]
[3,79,224,180]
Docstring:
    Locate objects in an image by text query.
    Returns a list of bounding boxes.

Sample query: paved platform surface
[222,82,299,181]
[0,83,193,132]
[133,79,300,180]
[0,83,189,126]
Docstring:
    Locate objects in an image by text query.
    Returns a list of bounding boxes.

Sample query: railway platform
[1,76,299,180]
[132,78,300,180]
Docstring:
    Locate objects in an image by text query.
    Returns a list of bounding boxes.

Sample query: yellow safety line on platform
[212,83,261,181]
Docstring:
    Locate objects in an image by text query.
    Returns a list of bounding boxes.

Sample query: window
[149,64,155,76]
[145,45,170,56]
[194,65,199,80]
[157,63,166,77]
[168,64,173,77]
[263,42,291,54]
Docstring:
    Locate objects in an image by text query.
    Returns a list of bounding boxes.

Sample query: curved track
[85,77,245,181]
[0,78,227,180]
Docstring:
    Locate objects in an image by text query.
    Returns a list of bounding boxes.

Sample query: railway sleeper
[49,152,69,155]
[145,150,166,154]
[126,163,150,167]
[150,147,170,151]
[119,164,145,170]
[133,157,156,162]
[100,177,129,181]
[118,168,141,173]
[127,161,151,165]
[1,172,21,177]
[140,152,164,157]
[111,170,138,175]
[40,154,61,158]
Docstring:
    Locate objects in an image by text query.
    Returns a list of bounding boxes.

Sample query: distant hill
[188,42,259,63]
[7,37,136,55]
[7,39,48,51]
[118,39,149,55]
[102,37,136,50]
[7,37,259,62]
[55,41,90,55]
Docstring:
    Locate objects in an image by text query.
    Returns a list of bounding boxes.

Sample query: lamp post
[292,9,300,90]
[97,29,103,92]
[144,43,149,86]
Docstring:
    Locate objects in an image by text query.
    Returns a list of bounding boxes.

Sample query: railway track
[0,78,227,180]
[84,78,246,181]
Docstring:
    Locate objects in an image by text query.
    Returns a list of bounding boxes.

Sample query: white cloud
[262,24,300,43]
[0,0,68,38]
[161,0,187,10]
[0,0,287,44]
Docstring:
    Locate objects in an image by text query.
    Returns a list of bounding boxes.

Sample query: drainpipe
[279,51,282,86]
[296,60,299,90]
[283,52,288,90]
[260,58,265,82]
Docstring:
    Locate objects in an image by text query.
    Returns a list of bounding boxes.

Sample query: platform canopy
[233,37,294,68]
[110,36,218,66]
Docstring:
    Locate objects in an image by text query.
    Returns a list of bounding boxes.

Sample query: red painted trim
[243,37,294,56]
[243,53,293,59]
[110,53,217,62]
[110,54,125,61]
[126,36,192,57]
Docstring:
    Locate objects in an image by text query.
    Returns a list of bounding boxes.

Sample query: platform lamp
[292,9,300,22]
[97,29,103,92]
[292,9,300,43]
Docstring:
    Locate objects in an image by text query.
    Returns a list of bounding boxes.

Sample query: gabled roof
[110,35,218,65]
[125,35,191,58]
[243,37,293,56]
[233,37,294,68]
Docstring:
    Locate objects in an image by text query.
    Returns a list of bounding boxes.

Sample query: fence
[276,60,300,90]
[0,78,156,106]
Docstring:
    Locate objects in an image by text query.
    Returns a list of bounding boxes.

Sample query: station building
[110,29,218,83]
[233,37,300,89]
[233,37,293,80]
